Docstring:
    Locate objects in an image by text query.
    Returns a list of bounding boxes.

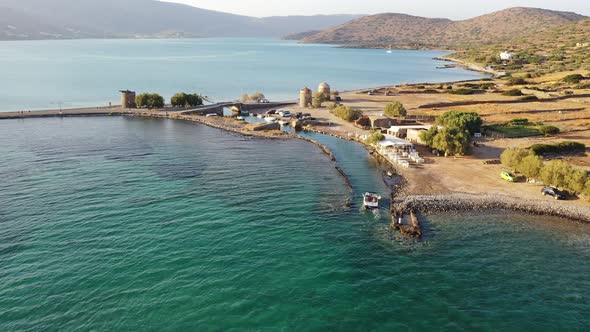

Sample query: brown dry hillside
[300,7,587,48]
[450,19,590,74]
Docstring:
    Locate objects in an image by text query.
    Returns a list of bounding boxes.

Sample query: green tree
[539,125,560,136]
[384,102,407,118]
[186,93,204,107]
[136,93,165,109]
[561,74,585,84]
[147,93,165,108]
[507,77,528,86]
[135,93,149,108]
[436,111,482,134]
[312,92,327,108]
[171,93,188,107]
[325,102,339,110]
[431,127,471,156]
[584,179,590,199]
[500,148,533,170]
[540,160,571,189]
[365,131,385,144]
[419,126,439,146]
[515,155,543,180]
[567,168,588,194]
[250,92,265,102]
[333,105,362,121]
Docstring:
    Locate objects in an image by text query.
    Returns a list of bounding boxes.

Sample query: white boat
[363,192,381,209]
[386,45,393,54]
[236,116,245,120]
[264,116,277,123]
[256,114,265,119]
[278,120,289,126]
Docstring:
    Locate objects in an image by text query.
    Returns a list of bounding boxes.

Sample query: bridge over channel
[179,101,297,116]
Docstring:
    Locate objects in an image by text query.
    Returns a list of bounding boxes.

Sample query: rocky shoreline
[396,193,590,223]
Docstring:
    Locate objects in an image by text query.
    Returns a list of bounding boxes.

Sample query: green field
[486,124,543,138]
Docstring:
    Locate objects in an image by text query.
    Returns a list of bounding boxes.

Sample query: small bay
[0,38,483,111]
[0,117,589,330]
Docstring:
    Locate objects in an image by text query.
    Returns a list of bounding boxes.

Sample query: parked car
[500,171,515,182]
[542,187,566,200]
[265,109,277,115]
[278,110,291,117]
[295,112,303,119]
[259,98,270,103]
[335,96,343,102]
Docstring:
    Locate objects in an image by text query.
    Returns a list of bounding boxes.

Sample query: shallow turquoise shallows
[0,38,484,111]
[1,117,590,330]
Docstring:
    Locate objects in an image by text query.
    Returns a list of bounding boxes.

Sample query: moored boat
[264,116,277,123]
[363,192,381,209]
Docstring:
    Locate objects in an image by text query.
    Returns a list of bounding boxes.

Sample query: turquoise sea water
[1,117,590,330]
[0,38,484,111]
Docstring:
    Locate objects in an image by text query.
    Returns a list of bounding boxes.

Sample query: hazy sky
[163,0,590,18]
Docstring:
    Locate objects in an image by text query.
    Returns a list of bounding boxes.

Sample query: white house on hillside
[500,52,515,61]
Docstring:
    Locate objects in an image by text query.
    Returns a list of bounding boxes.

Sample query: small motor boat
[363,192,381,209]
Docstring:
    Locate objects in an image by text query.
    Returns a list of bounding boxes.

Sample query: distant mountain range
[296,7,588,49]
[0,0,363,40]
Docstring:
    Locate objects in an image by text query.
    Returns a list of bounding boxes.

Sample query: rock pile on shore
[397,194,590,223]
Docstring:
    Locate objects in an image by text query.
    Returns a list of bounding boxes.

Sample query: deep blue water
[0,38,483,111]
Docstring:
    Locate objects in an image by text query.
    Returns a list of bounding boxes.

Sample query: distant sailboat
[386,45,393,54]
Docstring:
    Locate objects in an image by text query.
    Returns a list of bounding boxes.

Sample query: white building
[499,52,515,61]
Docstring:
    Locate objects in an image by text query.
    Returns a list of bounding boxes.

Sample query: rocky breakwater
[397,194,590,223]
[169,114,289,139]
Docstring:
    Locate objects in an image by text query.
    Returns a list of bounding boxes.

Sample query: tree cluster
[419,111,482,156]
[436,111,482,135]
[530,141,585,155]
[332,105,362,121]
[501,148,590,197]
[384,102,407,118]
[241,92,266,103]
[136,93,165,109]
[171,93,204,107]
[312,92,327,108]
[365,131,385,144]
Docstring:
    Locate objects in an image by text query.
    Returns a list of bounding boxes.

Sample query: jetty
[0,99,296,120]
[390,192,423,239]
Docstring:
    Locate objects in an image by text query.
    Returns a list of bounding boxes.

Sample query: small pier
[390,192,423,239]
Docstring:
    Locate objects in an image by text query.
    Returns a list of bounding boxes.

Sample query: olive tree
[312,91,327,108]
[250,92,266,102]
[171,93,188,107]
[500,148,533,170]
[384,102,407,118]
[515,155,543,180]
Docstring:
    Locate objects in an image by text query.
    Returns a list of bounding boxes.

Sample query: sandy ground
[269,89,590,207]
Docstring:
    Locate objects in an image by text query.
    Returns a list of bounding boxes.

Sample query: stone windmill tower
[318,82,331,101]
[299,87,312,108]
[120,90,137,109]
